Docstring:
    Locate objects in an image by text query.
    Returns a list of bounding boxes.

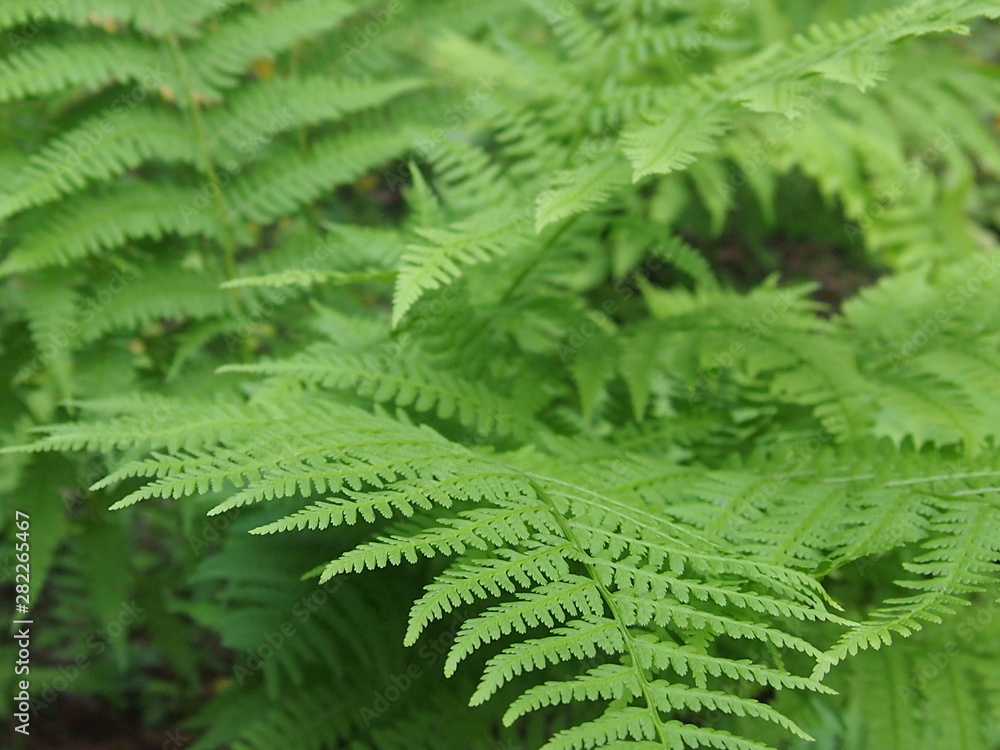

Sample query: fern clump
[2,1,999,749]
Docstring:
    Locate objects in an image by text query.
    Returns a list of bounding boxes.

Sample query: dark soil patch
[8,695,192,750]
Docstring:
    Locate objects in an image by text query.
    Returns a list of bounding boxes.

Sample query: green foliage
[2,1,1000,749]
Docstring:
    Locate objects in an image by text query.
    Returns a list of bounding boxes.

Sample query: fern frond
[0,108,197,220]
[325,503,556,577]
[393,208,532,326]
[817,500,1000,678]
[226,123,418,223]
[6,397,261,454]
[0,0,246,38]
[219,342,540,439]
[204,75,429,149]
[649,236,719,291]
[0,184,224,275]
[873,366,996,452]
[181,0,356,98]
[536,154,633,231]
[55,393,843,748]
[0,39,170,104]
[623,110,730,182]
[76,262,237,343]
[621,0,1000,180]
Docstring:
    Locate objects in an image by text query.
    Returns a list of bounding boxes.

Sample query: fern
[3,1,1000,748]
[22,394,843,747]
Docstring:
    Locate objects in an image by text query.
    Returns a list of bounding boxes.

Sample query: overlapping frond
[16,394,843,748]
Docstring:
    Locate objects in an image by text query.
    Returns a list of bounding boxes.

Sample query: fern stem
[289,44,309,158]
[530,481,672,746]
[455,215,580,352]
[505,217,578,304]
[154,2,237,281]
[523,471,721,553]
[155,0,252,363]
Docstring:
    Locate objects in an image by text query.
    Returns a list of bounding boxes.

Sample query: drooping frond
[18,394,843,747]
